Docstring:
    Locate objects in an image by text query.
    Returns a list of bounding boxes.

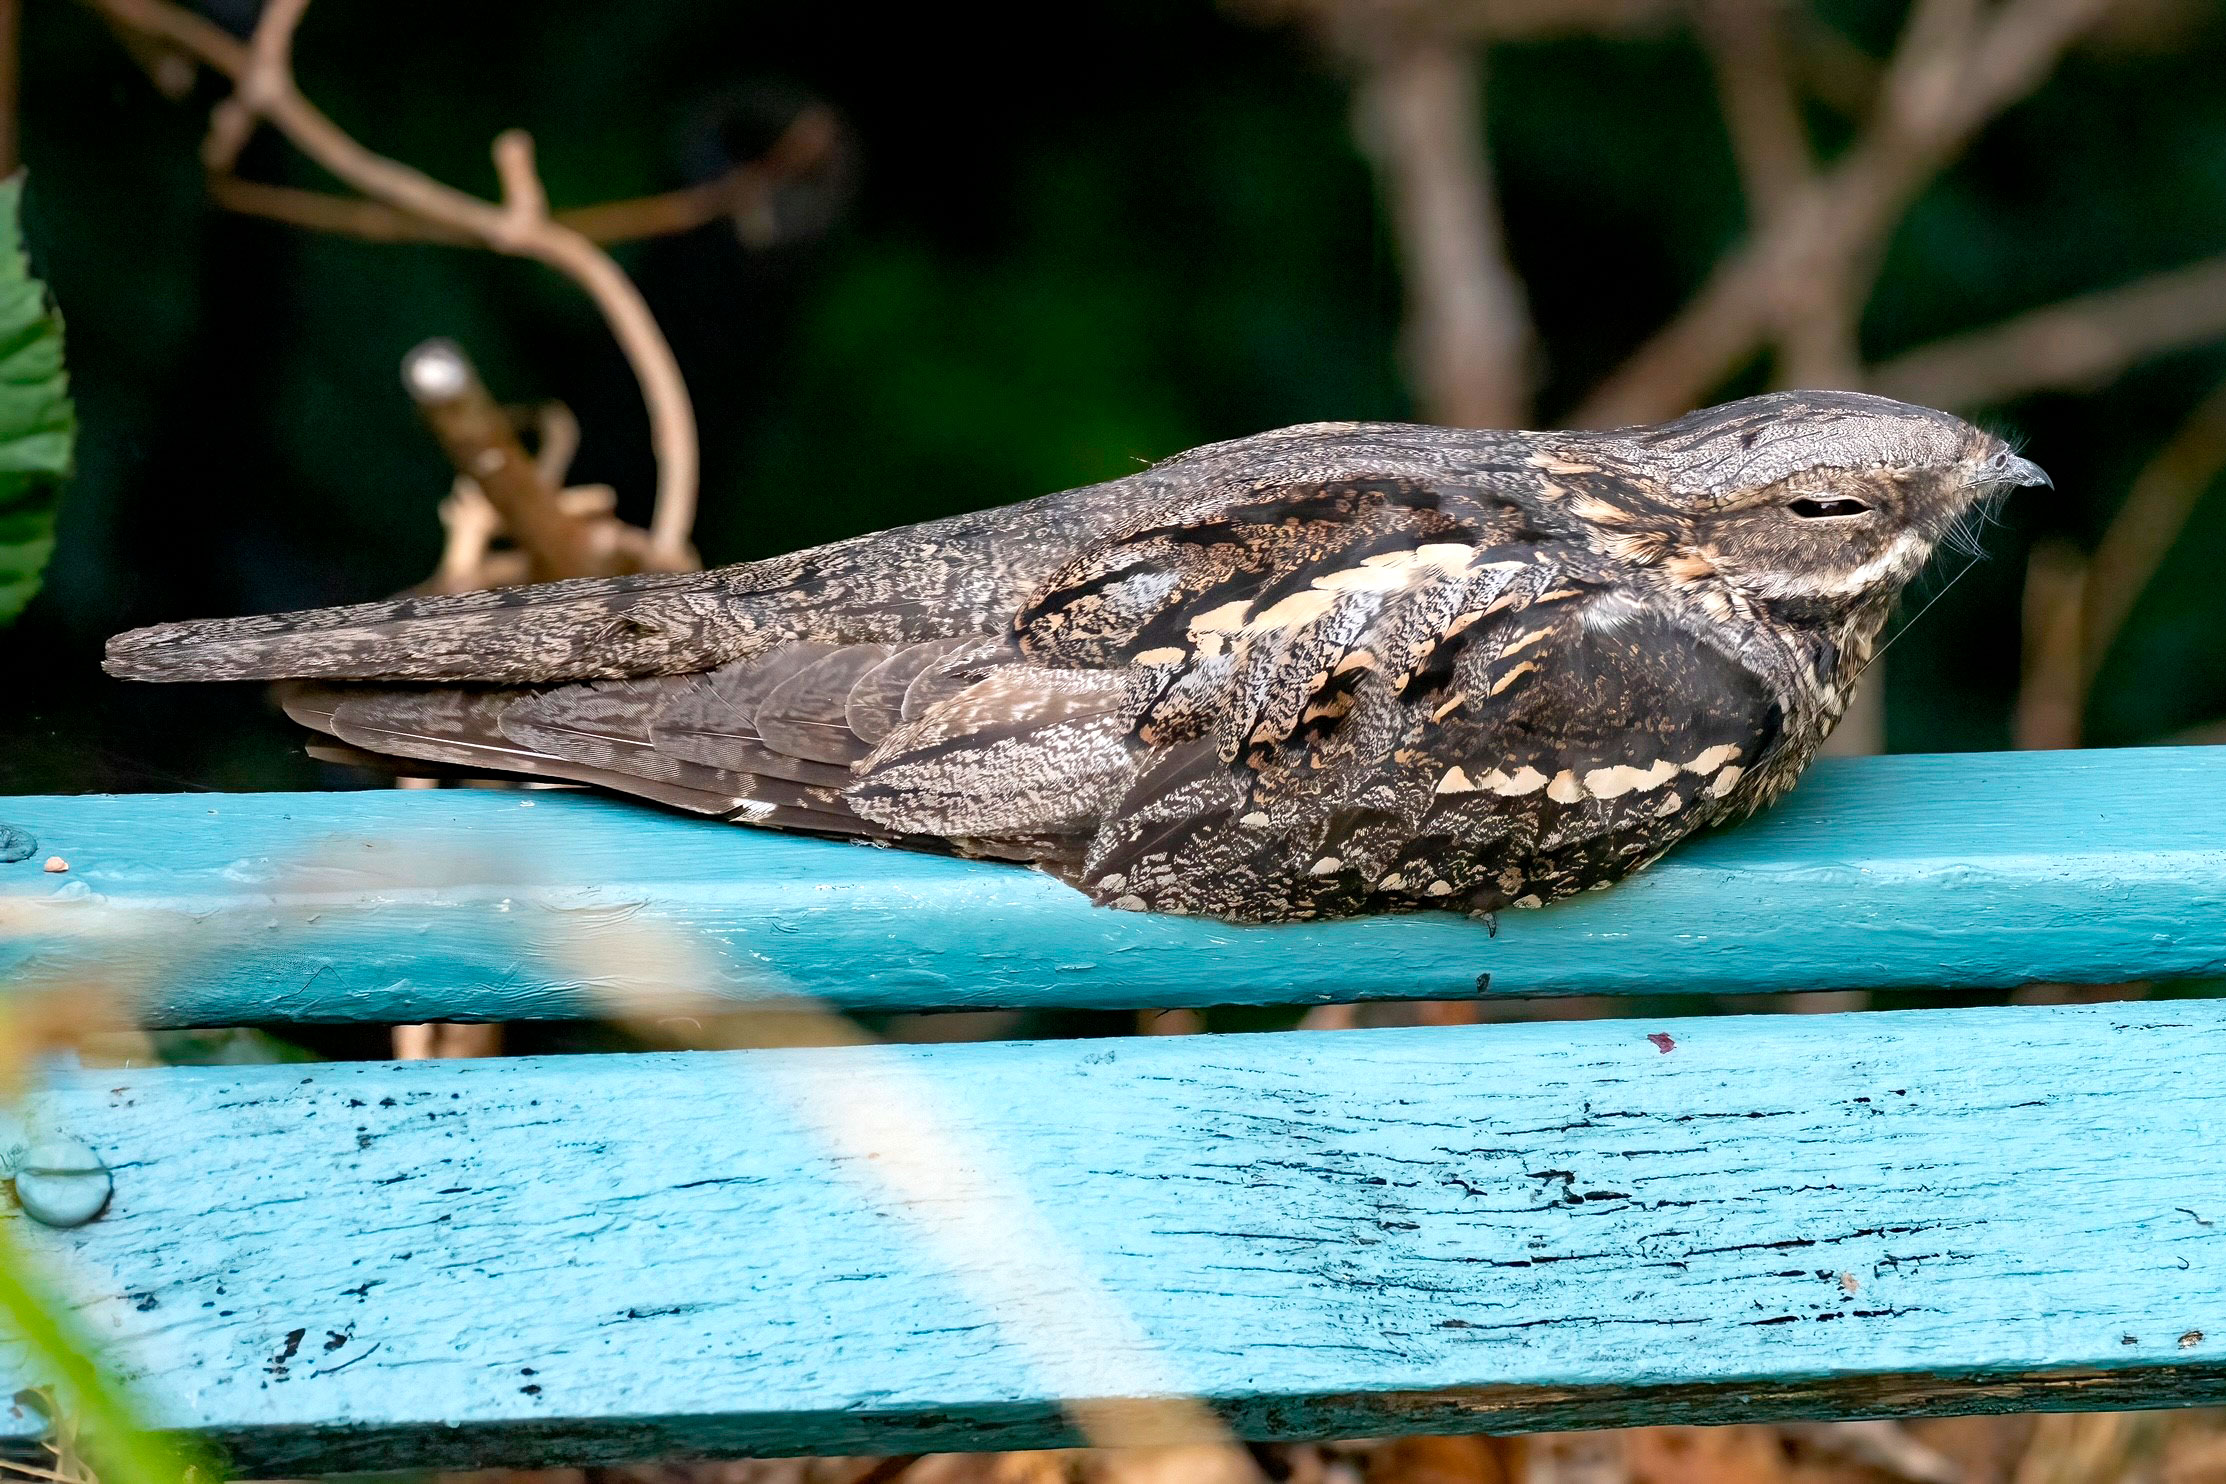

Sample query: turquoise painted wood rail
[3,747,2226,1472]
[5,1000,2226,1472]
[3,747,2225,1022]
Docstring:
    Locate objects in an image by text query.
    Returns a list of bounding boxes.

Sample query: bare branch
[1693,0,1868,389]
[533,401,581,489]
[1354,40,1534,427]
[555,108,841,242]
[1871,253,2226,409]
[203,107,839,247]
[1574,0,2120,426]
[403,339,604,583]
[1695,0,1811,222]
[2013,375,2226,749]
[0,0,21,176]
[1786,8,1883,117]
[2012,538,2086,749]
[491,128,550,238]
[1781,1421,1967,1484]
[1232,0,1678,46]
[84,0,701,568]
[204,176,474,243]
[2078,374,2226,689]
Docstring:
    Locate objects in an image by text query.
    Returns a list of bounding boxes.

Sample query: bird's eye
[1787,496,1871,519]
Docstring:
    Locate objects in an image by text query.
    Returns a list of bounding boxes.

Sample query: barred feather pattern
[107,390,2039,922]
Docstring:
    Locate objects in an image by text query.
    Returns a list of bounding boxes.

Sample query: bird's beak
[1985,449,2052,489]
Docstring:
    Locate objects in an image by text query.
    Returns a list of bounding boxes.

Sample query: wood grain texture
[2,747,2224,1023]
[6,999,2226,1470]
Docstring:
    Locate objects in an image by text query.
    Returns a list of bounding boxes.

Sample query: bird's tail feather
[104,569,757,684]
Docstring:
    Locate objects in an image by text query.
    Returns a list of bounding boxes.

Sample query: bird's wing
[846,476,1510,832]
[243,469,1777,921]
[1068,587,1782,920]
[279,636,1016,843]
[851,476,1782,918]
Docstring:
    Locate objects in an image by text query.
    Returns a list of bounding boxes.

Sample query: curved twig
[84,0,700,567]
[201,108,838,249]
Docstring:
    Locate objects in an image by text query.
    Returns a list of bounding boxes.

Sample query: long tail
[104,568,759,684]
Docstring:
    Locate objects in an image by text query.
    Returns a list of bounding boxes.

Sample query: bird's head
[1560,390,2048,618]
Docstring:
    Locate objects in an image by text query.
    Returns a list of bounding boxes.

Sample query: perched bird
[106,390,2046,924]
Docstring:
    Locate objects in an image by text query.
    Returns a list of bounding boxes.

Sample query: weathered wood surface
[6,999,2226,1471]
[1,748,2223,1023]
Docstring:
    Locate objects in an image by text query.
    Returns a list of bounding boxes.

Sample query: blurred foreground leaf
[0,173,74,628]
[0,1222,209,1484]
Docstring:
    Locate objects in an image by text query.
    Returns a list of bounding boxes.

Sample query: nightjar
[107,390,2047,923]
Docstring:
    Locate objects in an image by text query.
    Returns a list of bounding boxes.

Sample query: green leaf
[0,173,74,628]
[0,1220,215,1484]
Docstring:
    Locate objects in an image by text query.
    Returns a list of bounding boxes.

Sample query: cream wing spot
[1436,766,1478,795]
[1483,765,1548,796]
[1245,587,1341,633]
[1546,770,1586,804]
[1582,759,1679,799]
[1497,626,1553,657]
[1682,743,1743,774]
[1487,661,1539,696]
[1708,764,1746,798]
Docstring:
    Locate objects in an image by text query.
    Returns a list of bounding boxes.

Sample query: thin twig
[2076,374,2226,690]
[1781,1420,1968,1484]
[1872,252,2226,409]
[1235,0,1680,44]
[83,0,701,567]
[2013,375,2226,748]
[1352,38,1534,427]
[1574,0,2120,426]
[202,108,838,247]
[403,339,604,582]
[0,0,21,177]
[2011,539,2086,749]
[1787,7,1885,117]
[1695,0,1812,225]
[1693,0,1861,390]
[534,400,582,488]
[845,1454,924,1484]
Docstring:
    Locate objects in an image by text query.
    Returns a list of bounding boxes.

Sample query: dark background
[5,0,2226,794]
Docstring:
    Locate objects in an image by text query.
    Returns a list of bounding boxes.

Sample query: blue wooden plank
[2,748,2224,1024]
[5,998,2226,1471]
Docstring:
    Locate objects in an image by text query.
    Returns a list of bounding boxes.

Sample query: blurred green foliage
[2,0,2224,792]
[0,175,75,629]
[0,1222,209,1484]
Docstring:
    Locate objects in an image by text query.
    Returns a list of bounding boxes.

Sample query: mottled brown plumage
[105,390,2047,923]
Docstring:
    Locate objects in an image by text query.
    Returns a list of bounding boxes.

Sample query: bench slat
[6,998,2226,1471]
[3,748,2224,1023]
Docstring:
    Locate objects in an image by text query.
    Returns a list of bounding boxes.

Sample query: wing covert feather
[267,467,1787,925]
